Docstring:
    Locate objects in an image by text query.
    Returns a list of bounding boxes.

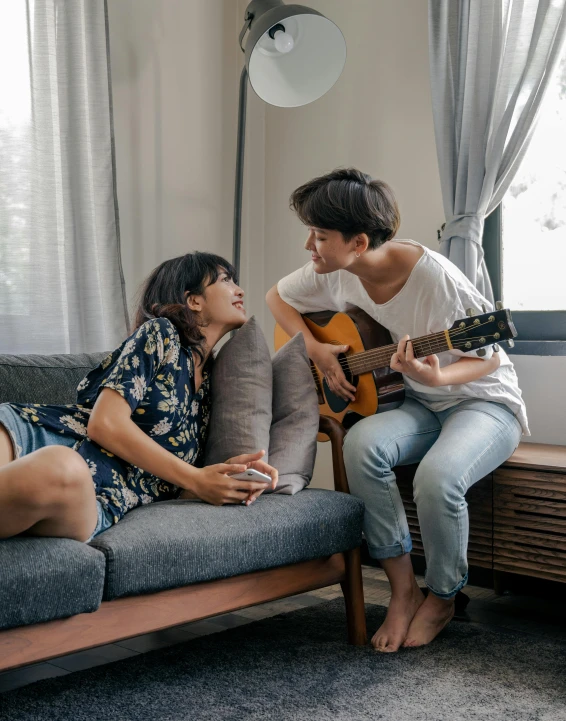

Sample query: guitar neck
[346,331,451,375]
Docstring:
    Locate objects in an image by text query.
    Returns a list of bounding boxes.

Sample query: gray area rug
[1,599,565,721]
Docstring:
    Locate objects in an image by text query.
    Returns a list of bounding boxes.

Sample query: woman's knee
[29,446,93,500]
[343,420,392,473]
[413,464,464,509]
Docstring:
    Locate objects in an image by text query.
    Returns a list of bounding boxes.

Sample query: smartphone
[231,468,272,484]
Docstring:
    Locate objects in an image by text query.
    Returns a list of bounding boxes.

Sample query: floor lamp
[233,0,347,279]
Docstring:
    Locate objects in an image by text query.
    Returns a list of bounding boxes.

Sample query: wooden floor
[2,565,566,694]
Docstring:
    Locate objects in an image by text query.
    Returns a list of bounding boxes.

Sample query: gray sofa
[0,353,366,672]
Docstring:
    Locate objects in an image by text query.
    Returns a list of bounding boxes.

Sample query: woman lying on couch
[0,252,277,543]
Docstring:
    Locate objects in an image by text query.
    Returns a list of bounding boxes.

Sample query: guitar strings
[342,334,501,370]
[332,318,502,372]
[342,344,499,375]
[337,326,489,369]
[338,333,502,374]
[311,317,502,376]
[338,339,471,372]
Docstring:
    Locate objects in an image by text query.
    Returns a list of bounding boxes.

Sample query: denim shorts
[0,403,113,542]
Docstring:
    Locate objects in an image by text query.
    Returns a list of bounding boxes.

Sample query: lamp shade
[243,1,346,108]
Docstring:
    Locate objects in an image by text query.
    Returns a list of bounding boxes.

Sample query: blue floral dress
[8,318,211,524]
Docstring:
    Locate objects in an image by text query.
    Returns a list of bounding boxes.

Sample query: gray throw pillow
[203,316,272,465]
[267,332,319,495]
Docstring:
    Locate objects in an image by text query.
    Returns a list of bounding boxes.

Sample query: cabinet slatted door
[494,466,566,583]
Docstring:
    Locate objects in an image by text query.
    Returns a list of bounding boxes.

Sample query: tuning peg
[495,301,503,310]
[493,344,500,353]
[507,339,515,348]
[482,304,488,313]
[476,348,487,357]
[466,308,476,317]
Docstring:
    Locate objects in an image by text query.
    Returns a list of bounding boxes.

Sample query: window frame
[484,205,566,356]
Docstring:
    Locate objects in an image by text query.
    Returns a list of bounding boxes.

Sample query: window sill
[505,341,566,357]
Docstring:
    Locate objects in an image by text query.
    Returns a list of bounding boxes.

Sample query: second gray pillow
[267,332,319,495]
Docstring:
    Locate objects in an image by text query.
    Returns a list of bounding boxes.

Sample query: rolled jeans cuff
[427,572,469,600]
[367,533,412,560]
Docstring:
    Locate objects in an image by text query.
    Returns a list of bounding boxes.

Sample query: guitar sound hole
[322,354,359,413]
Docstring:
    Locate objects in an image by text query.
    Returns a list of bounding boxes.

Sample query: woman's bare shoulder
[388,239,425,271]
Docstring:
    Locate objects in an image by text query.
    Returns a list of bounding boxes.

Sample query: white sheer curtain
[0,0,129,354]
[429,0,566,302]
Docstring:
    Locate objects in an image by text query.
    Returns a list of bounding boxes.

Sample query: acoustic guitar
[274,304,517,440]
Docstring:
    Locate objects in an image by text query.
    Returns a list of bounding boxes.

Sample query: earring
[355,252,360,258]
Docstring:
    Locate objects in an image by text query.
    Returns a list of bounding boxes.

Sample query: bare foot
[371,585,425,653]
[402,592,455,647]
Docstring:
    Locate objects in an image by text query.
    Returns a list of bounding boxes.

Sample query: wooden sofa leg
[340,547,367,645]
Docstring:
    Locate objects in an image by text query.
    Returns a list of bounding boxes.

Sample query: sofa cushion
[0,537,106,630]
[0,353,108,405]
[90,489,364,601]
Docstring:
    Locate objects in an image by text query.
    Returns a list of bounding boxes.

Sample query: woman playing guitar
[267,168,529,652]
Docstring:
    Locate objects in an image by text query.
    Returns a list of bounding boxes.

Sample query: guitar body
[274,308,405,441]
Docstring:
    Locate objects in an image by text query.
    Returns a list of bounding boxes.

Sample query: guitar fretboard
[345,331,450,375]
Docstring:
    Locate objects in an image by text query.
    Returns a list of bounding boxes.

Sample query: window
[0,1,127,354]
[485,47,566,354]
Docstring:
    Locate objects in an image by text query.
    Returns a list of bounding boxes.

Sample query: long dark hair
[134,252,238,363]
[290,167,400,250]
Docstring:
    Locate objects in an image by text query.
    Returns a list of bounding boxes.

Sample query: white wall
[511,356,566,445]
[107,0,240,310]
[108,0,269,335]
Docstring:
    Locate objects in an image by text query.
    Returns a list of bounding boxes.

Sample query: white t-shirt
[277,239,529,435]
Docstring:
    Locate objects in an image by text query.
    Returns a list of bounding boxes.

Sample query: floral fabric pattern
[9,318,211,524]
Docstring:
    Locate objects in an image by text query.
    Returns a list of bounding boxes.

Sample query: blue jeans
[343,398,522,599]
[0,403,113,542]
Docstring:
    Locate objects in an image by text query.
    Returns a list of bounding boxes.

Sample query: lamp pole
[233,65,248,281]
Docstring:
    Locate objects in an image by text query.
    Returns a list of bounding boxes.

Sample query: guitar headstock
[448,303,517,355]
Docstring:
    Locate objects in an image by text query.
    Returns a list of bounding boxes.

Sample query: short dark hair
[134,251,237,363]
[290,168,400,250]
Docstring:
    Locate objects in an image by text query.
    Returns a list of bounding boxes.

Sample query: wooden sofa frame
[0,416,367,673]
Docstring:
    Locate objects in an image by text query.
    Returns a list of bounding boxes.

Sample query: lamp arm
[239,12,253,52]
[233,65,248,281]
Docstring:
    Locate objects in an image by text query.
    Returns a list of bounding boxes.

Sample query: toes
[371,635,387,651]
[372,634,402,653]
[374,642,400,653]
[371,634,386,651]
